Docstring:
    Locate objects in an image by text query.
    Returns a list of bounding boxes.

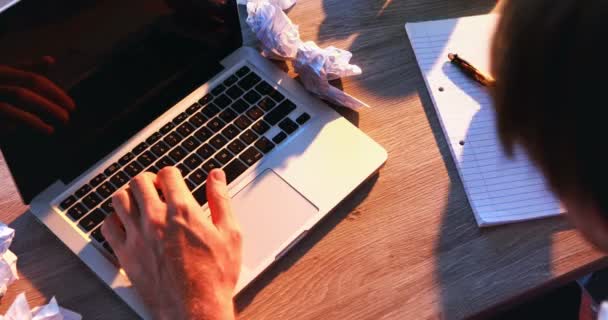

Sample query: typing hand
[102,168,242,320]
[0,56,75,135]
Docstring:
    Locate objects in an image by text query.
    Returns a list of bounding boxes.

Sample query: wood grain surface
[0,0,606,319]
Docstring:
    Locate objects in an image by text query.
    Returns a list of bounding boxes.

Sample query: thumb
[206,169,238,233]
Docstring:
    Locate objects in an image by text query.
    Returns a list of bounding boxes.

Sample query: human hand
[0,56,75,135]
[102,168,242,320]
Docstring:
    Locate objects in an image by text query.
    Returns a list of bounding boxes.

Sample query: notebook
[405,14,564,226]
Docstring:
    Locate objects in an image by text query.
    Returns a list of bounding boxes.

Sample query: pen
[448,53,496,87]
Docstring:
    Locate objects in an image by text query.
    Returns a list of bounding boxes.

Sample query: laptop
[0,0,387,318]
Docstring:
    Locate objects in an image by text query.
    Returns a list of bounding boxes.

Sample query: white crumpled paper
[0,224,81,320]
[1,294,81,320]
[237,0,369,110]
[0,225,17,297]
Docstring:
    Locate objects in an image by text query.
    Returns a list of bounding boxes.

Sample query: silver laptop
[0,1,387,318]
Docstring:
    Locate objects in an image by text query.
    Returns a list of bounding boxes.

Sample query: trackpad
[231,169,318,269]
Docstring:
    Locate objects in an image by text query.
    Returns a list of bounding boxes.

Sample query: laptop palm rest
[231,169,318,269]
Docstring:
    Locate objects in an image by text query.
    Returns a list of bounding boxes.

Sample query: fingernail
[211,169,226,183]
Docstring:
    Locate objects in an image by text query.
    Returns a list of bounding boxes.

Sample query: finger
[0,102,54,134]
[0,85,69,124]
[206,169,238,232]
[16,56,55,74]
[112,189,139,235]
[0,66,75,111]
[156,167,195,214]
[101,213,126,249]
[129,172,166,225]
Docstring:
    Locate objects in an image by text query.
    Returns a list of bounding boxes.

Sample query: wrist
[185,289,235,320]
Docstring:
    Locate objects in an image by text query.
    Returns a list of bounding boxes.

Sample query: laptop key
[258,97,276,111]
[210,134,228,149]
[202,159,221,173]
[221,124,240,140]
[137,151,157,167]
[223,75,238,87]
[79,209,106,231]
[214,149,233,165]
[228,140,246,154]
[169,146,188,162]
[194,127,213,142]
[104,163,121,176]
[173,112,188,125]
[244,90,261,105]
[279,118,299,134]
[252,120,270,134]
[132,142,148,155]
[97,181,116,198]
[75,184,92,198]
[189,169,207,185]
[89,173,106,188]
[240,147,263,166]
[296,112,311,125]
[240,130,258,145]
[146,132,163,145]
[272,132,287,144]
[255,137,275,154]
[236,66,250,77]
[238,73,261,90]
[186,179,196,191]
[192,184,207,205]
[184,153,203,169]
[125,161,144,177]
[214,94,232,109]
[164,132,182,147]
[189,113,208,128]
[160,122,175,135]
[83,192,102,209]
[182,136,200,152]
[67,203,87,220]
[208,117,226,133]
[196,143,215,159]
[232,99,249,113]
[186,103,202,115]
[224,159,247,184]
[226,85,244,100]
[118,152,135,166]
[151,141,170,157]
[59,195,77,211]
[265,100,296,125]
[177,122,195,137]
[255,81,274,95]
[110,171,130,188]
[156,156,175,169]
[101,200,113,214]
[201,104,221,118]
[246,106,264,121]
[199,94,212,106]
[177,163,191,176]
[211,84,226,96]
[91,227,105,243]
[234,115,252,130]
[219,108,238,123]
[148,165,160,173]
[269,89,285,103]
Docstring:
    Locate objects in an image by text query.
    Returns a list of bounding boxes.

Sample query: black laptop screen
[0,0,242,203]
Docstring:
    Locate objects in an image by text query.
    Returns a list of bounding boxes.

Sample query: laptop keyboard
[56,66,311,257]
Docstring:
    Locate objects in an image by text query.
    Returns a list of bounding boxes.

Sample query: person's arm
[102,168,242,319]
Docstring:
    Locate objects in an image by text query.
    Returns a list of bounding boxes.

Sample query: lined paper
[405,14,563,226]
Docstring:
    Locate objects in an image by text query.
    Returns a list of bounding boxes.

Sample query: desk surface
[0,0,606,319]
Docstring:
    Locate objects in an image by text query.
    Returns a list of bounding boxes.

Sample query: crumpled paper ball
[238,0,369,110]
[1,293,81,320]
[0,225,17,297]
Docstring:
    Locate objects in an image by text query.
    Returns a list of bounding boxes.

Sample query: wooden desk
[0,0,606,319]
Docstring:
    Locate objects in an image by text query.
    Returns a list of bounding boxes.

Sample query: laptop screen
[0,0,242,203]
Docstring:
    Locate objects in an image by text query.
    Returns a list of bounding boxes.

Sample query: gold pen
[448,53,496,87]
